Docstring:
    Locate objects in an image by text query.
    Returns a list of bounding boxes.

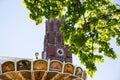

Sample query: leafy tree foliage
[23,0,120,77]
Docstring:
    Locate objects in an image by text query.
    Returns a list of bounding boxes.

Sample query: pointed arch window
[57,21,61,31]
[50,21,54,32]
[58,34,61,44]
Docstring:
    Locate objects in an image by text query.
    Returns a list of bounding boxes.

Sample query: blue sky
[0,0,120,80]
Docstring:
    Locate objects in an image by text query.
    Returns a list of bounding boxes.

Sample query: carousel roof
[0,56,86,80]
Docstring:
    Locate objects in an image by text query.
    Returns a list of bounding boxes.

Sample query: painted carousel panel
[33,59,48,70]
[64,63,74,74]
[17,60,31,71]
[2,61,15,73]
[49,60,63,72]
[75,67,83,78]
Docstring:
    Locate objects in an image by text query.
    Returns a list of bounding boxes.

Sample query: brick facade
[42,18,72,63]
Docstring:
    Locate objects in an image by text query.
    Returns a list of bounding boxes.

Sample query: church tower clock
[42,17,72,63]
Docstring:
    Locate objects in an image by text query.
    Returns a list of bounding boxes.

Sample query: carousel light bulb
[35,52,39,59]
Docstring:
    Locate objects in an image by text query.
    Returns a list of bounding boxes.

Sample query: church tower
[42,17,72,63]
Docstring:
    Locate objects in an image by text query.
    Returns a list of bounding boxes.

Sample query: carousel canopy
[0,56,86,80]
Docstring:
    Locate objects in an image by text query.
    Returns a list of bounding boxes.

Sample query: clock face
[57,49,64,56]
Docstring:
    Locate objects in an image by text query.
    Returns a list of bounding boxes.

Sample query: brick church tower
[42,17,72,63]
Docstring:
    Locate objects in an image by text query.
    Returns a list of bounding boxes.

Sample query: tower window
[58,34,61,44]
[57,21,61,30]
[50,21,54,32]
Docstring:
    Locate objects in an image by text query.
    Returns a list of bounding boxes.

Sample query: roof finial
[35,52,39,59]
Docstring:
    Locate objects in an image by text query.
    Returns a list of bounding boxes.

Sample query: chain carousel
[0,55,86,80]
[0,18,87,80]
